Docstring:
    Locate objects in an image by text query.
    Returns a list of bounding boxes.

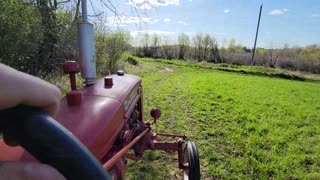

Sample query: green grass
[131,57,320,81]
[125,58,320,179]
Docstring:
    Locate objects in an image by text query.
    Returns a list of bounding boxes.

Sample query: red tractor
[0,1,200,179]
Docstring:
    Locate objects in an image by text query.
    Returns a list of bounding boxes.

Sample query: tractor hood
[0,74,142,162]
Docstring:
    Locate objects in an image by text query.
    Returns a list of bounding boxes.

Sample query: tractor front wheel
[183,141,200,180]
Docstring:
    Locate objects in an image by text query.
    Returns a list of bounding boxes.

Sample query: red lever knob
[62,61,80,91]
[66,91,82,106]
[63,61,80,74]
[150,108,161,124]
[62,61,82,105]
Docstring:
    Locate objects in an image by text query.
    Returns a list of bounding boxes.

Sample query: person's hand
[0,63,61,145]
[0,63,64,179]
[0,64,61,117]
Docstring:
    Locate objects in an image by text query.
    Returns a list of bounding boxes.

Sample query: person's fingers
[0,161,66,180]
[21,82,61,117]
[0,64,61,117]
[42,99,60,118]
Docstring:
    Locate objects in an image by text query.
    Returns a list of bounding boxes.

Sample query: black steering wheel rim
[0,105,111,180]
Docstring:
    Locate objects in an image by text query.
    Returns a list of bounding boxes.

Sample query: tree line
[133,33,320,74]
[0,0,319,77]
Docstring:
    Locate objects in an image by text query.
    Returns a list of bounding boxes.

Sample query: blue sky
[88,0,320,48]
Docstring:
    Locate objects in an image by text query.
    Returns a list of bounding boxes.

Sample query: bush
[126,57,138,65]
[278,59,297,71]
[0,1,43,74]
[95,31,131,74]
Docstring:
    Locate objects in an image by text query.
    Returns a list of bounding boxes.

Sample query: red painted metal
[103,128,149,170]
[69,74,77,91]
[153,141,181,151]
[150,108,161,123]
[150,108,161,119]
[104,76,113,87]
[62,60,80,73]
[66,90,82,105]
[63,61,80,91]
[0,74,141,162]
[156,132,186,139]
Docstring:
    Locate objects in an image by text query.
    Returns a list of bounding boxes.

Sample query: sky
[87,0,320,48]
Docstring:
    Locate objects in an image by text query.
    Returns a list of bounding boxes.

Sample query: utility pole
[251,4,263,66]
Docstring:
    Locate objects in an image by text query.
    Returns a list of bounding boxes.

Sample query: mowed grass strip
[126,59,320,179]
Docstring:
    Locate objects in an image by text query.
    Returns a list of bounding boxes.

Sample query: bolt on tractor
[0,1,200,179]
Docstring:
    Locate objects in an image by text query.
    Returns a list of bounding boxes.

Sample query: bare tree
[202,34,210,61]
[193,33,204,61]
[219,39,228,62]
[266,44,281,68]
[160,36,173,59]
[177,33,190,60]
[227,38,236,62]
[151,33,160,58]
[141,32,150,57]
[208,36,222,63]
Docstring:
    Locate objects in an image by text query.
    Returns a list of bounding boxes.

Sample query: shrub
[126,57,138,65]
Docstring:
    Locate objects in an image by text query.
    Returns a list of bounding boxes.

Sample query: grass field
[124,58,320,179]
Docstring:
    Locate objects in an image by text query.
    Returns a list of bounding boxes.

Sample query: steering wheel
[0,105,111,180]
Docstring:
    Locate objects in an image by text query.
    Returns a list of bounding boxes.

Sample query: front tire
[183,141,200,180]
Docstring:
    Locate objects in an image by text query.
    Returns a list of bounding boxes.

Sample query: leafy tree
[256,48,266,55]
[299,44,320,62]
[235,44,244,53]
[0,0,80,77]
[0,0,44,74]
[95,31,130,74]
[242,46,251,53]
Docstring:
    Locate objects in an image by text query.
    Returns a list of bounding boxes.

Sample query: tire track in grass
[126,60,320,179]
[127,67,202,179]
